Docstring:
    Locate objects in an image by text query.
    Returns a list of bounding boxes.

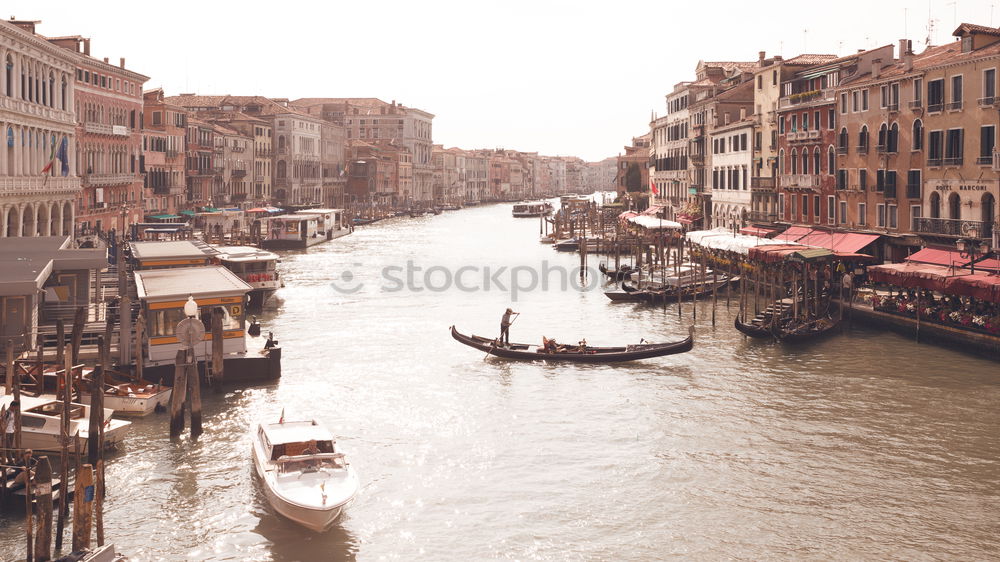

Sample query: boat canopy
[261,420,335,445]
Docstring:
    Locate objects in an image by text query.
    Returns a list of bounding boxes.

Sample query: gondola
[450,325,693,363]
[734,315,774,339]
[775,303,840,343]
[598,262,638,281]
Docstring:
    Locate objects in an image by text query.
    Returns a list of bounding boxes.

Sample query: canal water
[3,202,1000,560]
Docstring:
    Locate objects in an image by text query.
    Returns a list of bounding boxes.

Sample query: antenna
[803,28,808,52]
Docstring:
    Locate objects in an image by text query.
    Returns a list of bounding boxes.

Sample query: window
[838,127,849,150]
[802,113,809,130]
[910,205,921,231]
[772,70,777,86]
[757,75,762,89]
[780,116,785,134]
[813,195,820,220]
[791,193,797,217]
[802,194,809,220]
[828,195,836,223]
[980,125,995,165]
[928,130,943,164]
[945,128,964,164]
[779,193,785,216]
[791,115,798,132]
[881,85,889,108]
[827,108,834,129]
[928,79,944,111]
[985,69,997,101]
[802,150,809,174]
[840,92,848,113]
[778,149,785,173]
[912,119,923,150]
[906,170,921,199]
[859,202,867,226]
[814,110,821,130]
[152,111,162,125]
[814,147,821,173]
[862,90,869,110]
[858,125,869,151]
[837,168,847,189]
[888,123,899,153]
[876,169,885,192]
[913,78,923,105]
[828,146,835,172]
[950,75,963,109]
[877,203,886,227]
[888,204,898,229]
[852,91,859,112]
[839,201,847,224]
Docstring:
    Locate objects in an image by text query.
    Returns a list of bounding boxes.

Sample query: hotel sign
[927,179,991,192]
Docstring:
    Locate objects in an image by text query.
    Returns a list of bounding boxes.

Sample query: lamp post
[956,226,991,274]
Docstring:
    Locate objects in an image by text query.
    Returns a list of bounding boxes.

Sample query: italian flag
[649,177,658,196]
[40,137,57,174]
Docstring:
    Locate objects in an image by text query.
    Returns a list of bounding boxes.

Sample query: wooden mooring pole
[71,463,94,552]
[211,308,225,393]
[34,455,53,562]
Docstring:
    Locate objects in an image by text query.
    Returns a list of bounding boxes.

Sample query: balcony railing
[943,156,963,166]
[978,96,999,107]
[778,88,835,109]
[83,173,135,187]
[231,169,247,178]
[908,100,923,110]
[779,174,820,188]
[151,183,183,195]
[857,144,869,154]
[927,102,944,112]
[913,217,991,239]
[885,103,899,112]
[946,101,963,111]
[231,145,246,152]
[166,149,179,158]
[977,155,992,165]
[255,174,265,182]
[836,146,848,154]
[748,211,779,223]
[0,97,75,126]
[0,176,80,195]
[750,177,775,189]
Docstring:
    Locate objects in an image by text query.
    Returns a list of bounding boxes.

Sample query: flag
[40,136,57,175]
[649,177,658,196]
[279,408,285,424]
[58,136,69,177]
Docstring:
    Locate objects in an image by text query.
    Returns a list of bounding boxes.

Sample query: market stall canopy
[147,214,181,220]
[640,205,664,216]
[943,271,1000,303]
[773,227,878,254]
[739,226,777,237]
[686,227,800,255]
[628,215,682,230]
[748,244,833,263]
[773,225,813,242]
[868,262,956,291]
[246,208,270,213]
[972,256,1000,273]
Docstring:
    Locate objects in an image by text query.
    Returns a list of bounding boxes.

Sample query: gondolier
[500,308,519,345]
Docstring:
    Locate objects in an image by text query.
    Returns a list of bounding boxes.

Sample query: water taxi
[252,417,359,532]
[512,201,554,217]
[0,394,130,453]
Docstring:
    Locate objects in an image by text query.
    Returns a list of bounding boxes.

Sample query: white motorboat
[79,381,172,417]
[512,201,553,217]
[252,417,359,532]
[0,394,131,453]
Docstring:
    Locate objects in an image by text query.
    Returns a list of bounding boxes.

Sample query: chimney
[120,57,125,68]
[740,107,747,119]
[871,58,881,79]
[83,38,90,55]
[900,39,913,71]
[103,57,108,63]
[758,51,766,66]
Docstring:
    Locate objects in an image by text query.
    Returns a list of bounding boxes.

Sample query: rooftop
[0,236,106,297]
[134,266,251,300]
[130,240,217,261]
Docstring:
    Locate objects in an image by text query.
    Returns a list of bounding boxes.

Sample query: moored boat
[450,325,693,362]
[512,201,554,217]
[252,417,359,532]
[79,380,172,417]
[0,395,130,453]
[212,245,281,308]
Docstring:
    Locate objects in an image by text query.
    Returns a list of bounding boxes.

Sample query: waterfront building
[776,46,892,232]
[44,35,148,236]
[213,122,252,207]
[347,140,398,210]
[699,77,755,228]
[615,134,651,207]
[184,116,215,211]
[205,112,273,206]
[142,89,187,217]
[911,24,1000,251]
[749,52,837,228]
[708,111,755,230]
[292,98,434,205]
[0,19,81,238]
[319,120,346,209]
[465,151,487,204]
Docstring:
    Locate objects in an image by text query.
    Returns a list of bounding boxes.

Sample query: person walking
[499,308,519,345]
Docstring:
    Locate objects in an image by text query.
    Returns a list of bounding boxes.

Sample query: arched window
[277,136,286,150]
[912,119,923,150]
[888,123,899,153]
[61,76,67,110]
[838,127,848,149]
[859,125,869,150]
[828,146,835,173]
[813,147,821,174]
[791,149,798,174]
[948,192,961,220]
[929,191,940,218]
[983,193,996,238]
[802,148,809,174]
[276,160,286,178]
[877,123,888,149]
[4,56,12,96]
[41,73,48,106]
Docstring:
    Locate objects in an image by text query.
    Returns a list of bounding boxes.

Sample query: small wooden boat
[79,380,172,417]
[775,304,840,343]
[598,263,638,281]
[0,395,130,453]
[512,201,554,217]
[450,325,693,362]
[252,417,359,532]
[352,217,375,225]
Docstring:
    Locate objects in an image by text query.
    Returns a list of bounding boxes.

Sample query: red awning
[773,225,812,242]
[943,272,1000,303]
[740,226,777,237]
[677,217,694,224]
[641,205,664,216]
[868,262,956,291]
[906,247,971,268]
[971,257,1000,273]
[829,233,879,253]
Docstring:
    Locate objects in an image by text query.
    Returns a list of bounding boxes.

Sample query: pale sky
[6,0,997,161]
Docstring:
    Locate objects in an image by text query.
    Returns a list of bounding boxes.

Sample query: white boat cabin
[134,266,252,366]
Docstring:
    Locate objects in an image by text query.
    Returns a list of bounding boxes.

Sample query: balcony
[927,102,944,113]
[186,167,213,177]
[690,154,705,165]
[927,157,943,167]
[255,174,265,182]
[908,100,922,110]
[883,184,897,199]
[166,149,179,158]
[750,177,776,190]
[0,97,75,126]
[0,176,80,196]
[152,183,183,195]
[778,88,835,109]
[256,150,273,158]
[748,211,779,223]
[979,96,999,107]
[946,101,963,111]
[885,103,899,112]
[943,156,963,166]
[274,177,289,187]
[231,145,246,152]
[836,146,848,154]
[913,217,991,239]
[83,173,135,187]
[977,155,992,166]
[857,144,869,154]
[231,169,247,178]
[779,174,820,188]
